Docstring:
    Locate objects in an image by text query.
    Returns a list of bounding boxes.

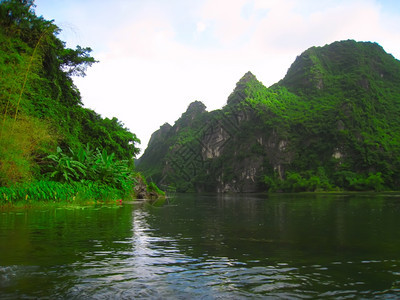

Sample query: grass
[0,180,131,208]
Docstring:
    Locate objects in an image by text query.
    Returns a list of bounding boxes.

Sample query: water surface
[1,193,400,298]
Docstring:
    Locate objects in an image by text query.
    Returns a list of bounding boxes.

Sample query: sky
[34,0,400,156]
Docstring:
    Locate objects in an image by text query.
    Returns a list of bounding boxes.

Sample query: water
[1,193,400,299]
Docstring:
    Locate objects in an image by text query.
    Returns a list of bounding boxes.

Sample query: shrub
[0,115,55,186]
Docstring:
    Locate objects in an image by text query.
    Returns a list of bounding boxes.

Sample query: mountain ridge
[137,40,400,192]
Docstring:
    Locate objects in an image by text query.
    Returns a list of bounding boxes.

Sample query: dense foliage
[0,0,149,204]
[138,41,400,192]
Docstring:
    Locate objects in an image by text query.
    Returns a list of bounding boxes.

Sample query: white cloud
[199,0,251,45]
[196,21,207,33]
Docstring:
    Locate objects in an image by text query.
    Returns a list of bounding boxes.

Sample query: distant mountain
[137,40,400,192]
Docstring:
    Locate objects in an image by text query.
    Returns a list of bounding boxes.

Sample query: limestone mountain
[137,40,400,192]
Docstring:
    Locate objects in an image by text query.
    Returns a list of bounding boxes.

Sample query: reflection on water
[1,193,400,298]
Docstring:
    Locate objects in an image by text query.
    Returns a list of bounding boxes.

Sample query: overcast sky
[34,0,400,155]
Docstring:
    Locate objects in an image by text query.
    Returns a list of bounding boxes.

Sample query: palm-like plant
[47,146,87,183]
[46,145,136,196]
[69,143,97,180]
[94,148,131,189]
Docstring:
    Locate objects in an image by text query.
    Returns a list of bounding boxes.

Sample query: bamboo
[13,28,50,124]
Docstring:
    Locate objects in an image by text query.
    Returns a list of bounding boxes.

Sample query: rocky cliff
[137,40,400,192]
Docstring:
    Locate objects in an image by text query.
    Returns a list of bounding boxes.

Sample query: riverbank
[0,178,165,209]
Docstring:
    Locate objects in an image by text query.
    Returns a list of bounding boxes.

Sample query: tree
[0,0,141,186]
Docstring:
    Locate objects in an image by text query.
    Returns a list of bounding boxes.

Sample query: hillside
[137,40,400,192]
[0,1,156,204]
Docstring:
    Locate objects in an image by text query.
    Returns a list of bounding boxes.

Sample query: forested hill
[137,40,400,192]
[0,0,141,195]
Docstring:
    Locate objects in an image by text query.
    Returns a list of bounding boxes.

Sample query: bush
[0,115,55,186]
[147,181,165,196]
[365,172,384,191]
[45,145,135,191]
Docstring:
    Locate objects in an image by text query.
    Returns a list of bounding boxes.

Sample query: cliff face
[137,40,400,192]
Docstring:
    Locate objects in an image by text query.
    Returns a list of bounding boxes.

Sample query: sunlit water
[1,193,400,299]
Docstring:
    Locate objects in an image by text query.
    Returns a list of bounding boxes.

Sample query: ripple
[3,198,400,299]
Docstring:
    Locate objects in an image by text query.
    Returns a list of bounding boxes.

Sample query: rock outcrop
[134,175,159,199]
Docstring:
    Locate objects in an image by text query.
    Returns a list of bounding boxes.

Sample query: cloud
[196,21,207,33]
[197,0,397,55]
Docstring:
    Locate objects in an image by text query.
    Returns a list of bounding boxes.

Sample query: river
[1,193,400,299]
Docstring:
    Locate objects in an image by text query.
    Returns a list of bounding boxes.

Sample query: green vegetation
[5,1,396,195]
[45,144,136,191]
[0,0,161,205]
[0,180,126,206]
[138,41,400,193]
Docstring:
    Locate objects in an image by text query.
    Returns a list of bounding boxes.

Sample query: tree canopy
[0,0,140,186]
